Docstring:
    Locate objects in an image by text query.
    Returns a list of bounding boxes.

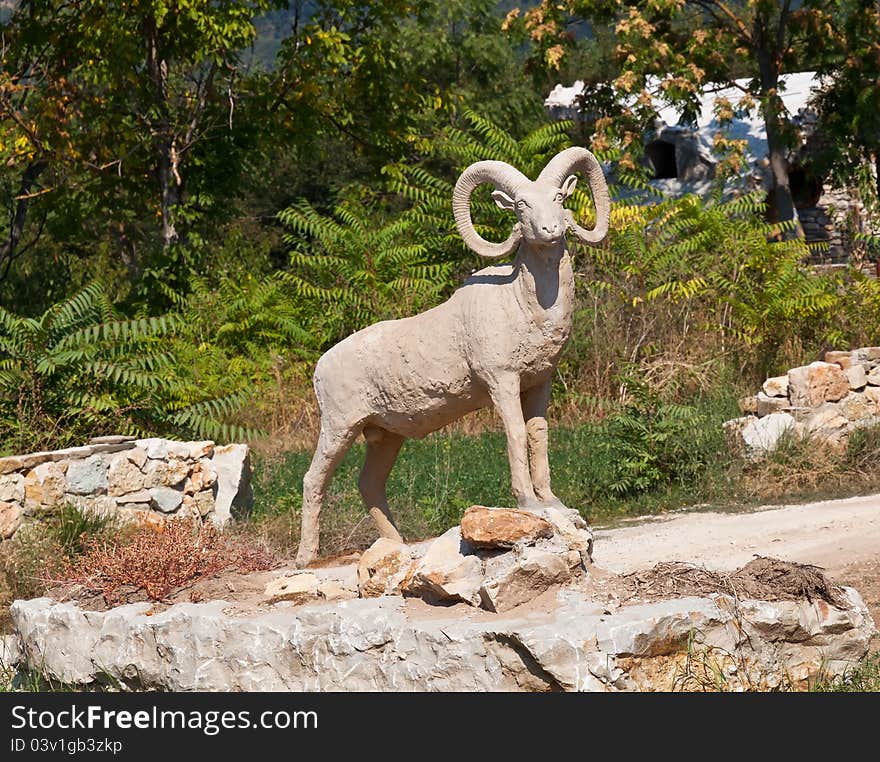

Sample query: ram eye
[517,199,528,209]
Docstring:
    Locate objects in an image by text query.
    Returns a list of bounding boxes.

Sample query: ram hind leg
[359,426,405,543]
[295,423,360,568]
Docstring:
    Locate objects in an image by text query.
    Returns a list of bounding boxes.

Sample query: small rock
[737,395,758,414]
[182,490,214,517]
[867,367,880,386]
[357,538,413,598]
[863,386,880,408]
[823,350,853,369]
[756,392,789,416]
[788,362,849,407]
[854,346,880,364]
[762,375,789,398]
[125,447,148,470]
[264,573,319,605]
[149,486,183,513]
[403,527,482,606]
[115,489,153,504]
[846,364,867,390]
[0,456,24,475]
[318,580,359,602]
[65,455,108,496]
[88,435,137,445]
[188,441,215,460]
[460,505,553,549]
[24,462,68,511]
[118,507,166,530]
[136,438,169,459]
[0,472,25,504]
[107,453,146,496]
[803,406,849,435]
[479,547,579,613]
[0,501,22,539]
[539,505,593,563]
[162,458,190,487]
[840,392,872,422]
[184,461,216,494]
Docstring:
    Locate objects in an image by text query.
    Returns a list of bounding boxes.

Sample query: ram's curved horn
[452,160,529,258]
[538,147,610,245]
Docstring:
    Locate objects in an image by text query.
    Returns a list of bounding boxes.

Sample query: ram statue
[295,147,610,567]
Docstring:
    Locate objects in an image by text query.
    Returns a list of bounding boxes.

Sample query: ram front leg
[522,380,565,510]
[488,375,542,512]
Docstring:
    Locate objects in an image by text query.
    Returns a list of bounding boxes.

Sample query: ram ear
[560,174,578,199]
[492,189,516,211]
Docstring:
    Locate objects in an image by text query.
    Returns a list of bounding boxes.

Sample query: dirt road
[594,492,880,575]
[593,492,880,627]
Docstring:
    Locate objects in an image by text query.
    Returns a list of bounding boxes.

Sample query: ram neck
[514,243,574,320]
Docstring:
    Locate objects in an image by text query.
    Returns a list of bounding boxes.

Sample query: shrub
[56,519,278,603]
[0,283,260,453]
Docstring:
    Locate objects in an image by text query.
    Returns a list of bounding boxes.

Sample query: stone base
[9,581,873,691]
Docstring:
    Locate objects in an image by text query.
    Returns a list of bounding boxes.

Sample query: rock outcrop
[10,583,873,692]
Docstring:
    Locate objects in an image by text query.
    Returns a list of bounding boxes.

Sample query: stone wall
[799,184,870,263]
[725,347,880,456]
[0,436,253,541]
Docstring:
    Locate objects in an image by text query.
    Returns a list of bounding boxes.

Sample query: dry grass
[51,519,278,604]
[737,426,880,502]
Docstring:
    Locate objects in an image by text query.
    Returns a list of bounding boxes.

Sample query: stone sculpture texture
[295,147,611,567]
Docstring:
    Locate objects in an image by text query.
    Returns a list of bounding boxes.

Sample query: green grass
[814,653,880,692]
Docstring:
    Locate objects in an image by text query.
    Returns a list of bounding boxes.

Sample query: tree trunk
[157,138,181,249]
[145,18,181,250]
[0,158,47,281]
[755,16,800,238]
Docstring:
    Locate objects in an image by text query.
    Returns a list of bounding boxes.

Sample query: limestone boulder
[756,392,788,416]
[538,505,593,563]
[10,584,873,692]
[823,350,853,369]
[480,546,580,613]
[317,580,359,602]
[762,375,789,398]
[149,486,183,513]
[264,573,319,605]
[211,444,253,526]
[730,413,796,457]
[403,527,483,606]
[853,347,880,366]
[107,453,146,496]
[23,462,67,512]
[460,505,553,549]
[790,361,851,405]
[867,367,880,386]
[839,392,873,422]
[357,538,413,598]
[788,362,849,407]
[845,364,867,390]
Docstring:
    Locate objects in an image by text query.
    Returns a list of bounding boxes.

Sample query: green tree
[509,0,830,230]
[0,0,279,306]
[810,0,880,202]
